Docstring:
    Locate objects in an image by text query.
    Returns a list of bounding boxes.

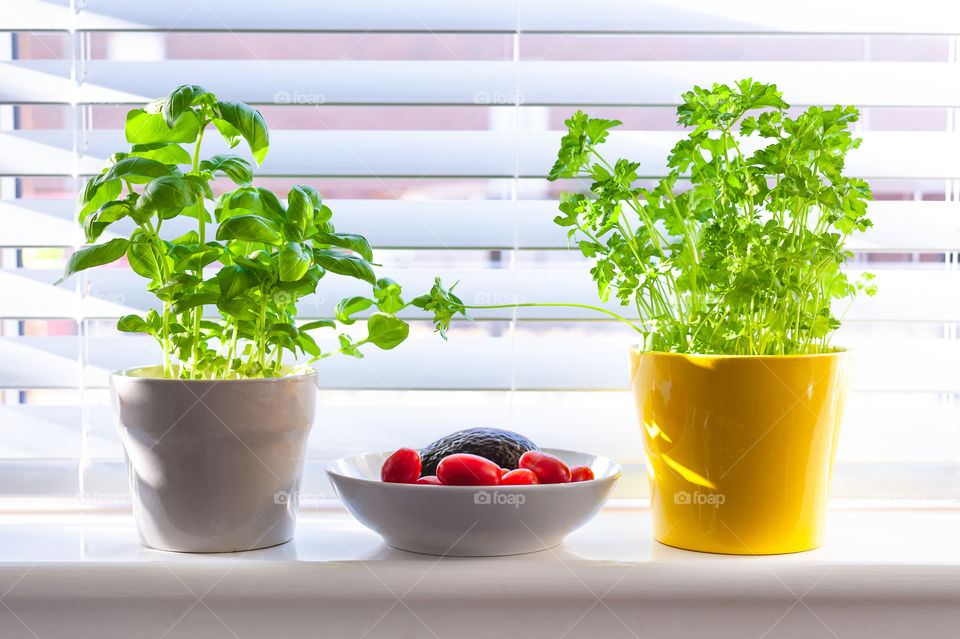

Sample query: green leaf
[125,108,200,145]
[103,157,183,185]
[314,231,373,262]
[216,264,258,300]
[217,293,259,321]
[297,331,323,357]
[410,278,468,339]
[129,143,192,165]
[214,101,269,165]
[83,199,130,242]
[133,175,200,219]
[373,277,404,313]
[56,238,129,285]
[117,314,152,334]
[300,319,335,331]
[216,214,281,244]
[162,84,215,128]
[278,242,311,282]
[294,184,322,209]
[366,313,409,350]
[338,333,364,359]
[312,248,376,284]
[286,186,313,233]
[79,176,121,220]
[170,293,218,315]
[335,296,373,325]
[200,154,253,185]
[213,118,242,148]
[127,232,162,280]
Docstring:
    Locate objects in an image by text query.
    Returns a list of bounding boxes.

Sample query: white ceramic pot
[110,366,317,553]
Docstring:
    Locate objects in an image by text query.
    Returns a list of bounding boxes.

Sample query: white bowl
[326,448,621,556]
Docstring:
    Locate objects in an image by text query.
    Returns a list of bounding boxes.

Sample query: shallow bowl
[327,448,621,556]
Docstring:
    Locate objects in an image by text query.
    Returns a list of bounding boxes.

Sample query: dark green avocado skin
[419,428,539,477]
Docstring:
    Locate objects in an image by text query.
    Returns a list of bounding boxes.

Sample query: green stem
[189,123,207,378]
[464,303,645,334]
[313,337,371,361]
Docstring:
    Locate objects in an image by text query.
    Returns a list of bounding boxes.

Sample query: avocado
[419,428,539,477]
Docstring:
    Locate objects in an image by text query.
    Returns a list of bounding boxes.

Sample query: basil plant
[60,85,467,379]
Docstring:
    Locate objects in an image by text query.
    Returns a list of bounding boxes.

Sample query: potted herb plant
[542,80,875,554]
[60,85,466,552]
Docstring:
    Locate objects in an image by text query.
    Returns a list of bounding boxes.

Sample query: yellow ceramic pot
[629,348,850,555]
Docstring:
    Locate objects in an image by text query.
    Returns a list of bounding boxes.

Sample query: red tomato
[381,448,422,483]
[416,475,442,485]
[519,451,571,484]
[500,468,539,485]
[500,468,511,478]
[437,453,501,486]
[570,466,595,482]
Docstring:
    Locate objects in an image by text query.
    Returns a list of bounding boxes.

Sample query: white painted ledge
[0,507,957,638]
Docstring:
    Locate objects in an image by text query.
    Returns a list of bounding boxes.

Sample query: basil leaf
[200,154,253,185]
[312,248,376,284]
[79,176,121,220]
[278,242,311,282]
[133,175,200,219]
[162,84,214,128]
[83,199,129,242]
[214,100,269,165]
[103,157,182,185]
[125,108,200,144]
[56,238,129,284]
[335,296,373,325]
[286,186,313,233]
[216,214,281,244]
[117,314,152,335]
[129,142,192,165]
[314,230,373,262]
[367,313,409,350]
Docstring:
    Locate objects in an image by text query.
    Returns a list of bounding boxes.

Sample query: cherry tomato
[381,448,421,483]
[570,466,595,482]
[519,451,571,484]
[500,468,539,485]
[437,453,501,486]
[416,475,442,485]
[500,468,511,478]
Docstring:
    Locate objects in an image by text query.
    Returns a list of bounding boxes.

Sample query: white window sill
[0,505,957,638]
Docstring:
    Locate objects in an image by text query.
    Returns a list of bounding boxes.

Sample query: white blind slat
[6,61,960,108]
[5,1,957,35]
[3,199,960,252]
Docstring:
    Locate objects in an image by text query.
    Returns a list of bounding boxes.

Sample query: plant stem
[189,123,207,378]
[464,302,645,334]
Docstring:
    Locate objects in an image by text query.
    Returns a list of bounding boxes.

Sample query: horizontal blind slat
[1,130,953,178]
[2,335,958,392]
[5,1,957,35]
[5,61,960,107]
[2,199,957,252]
[0,268,952,322]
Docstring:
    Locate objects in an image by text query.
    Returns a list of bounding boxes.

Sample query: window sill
[0,506,957,638]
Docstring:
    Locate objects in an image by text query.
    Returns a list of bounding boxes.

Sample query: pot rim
[110,364,318,383]
[629,346,849,360]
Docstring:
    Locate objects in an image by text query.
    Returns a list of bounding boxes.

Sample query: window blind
[0,1,958,507]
